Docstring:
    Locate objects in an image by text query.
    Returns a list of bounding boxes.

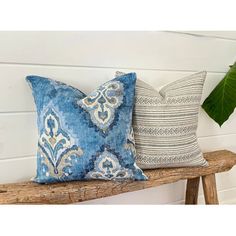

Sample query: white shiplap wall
[1,31,236,204]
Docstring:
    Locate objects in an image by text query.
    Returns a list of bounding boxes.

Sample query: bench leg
[185,177,200,204]
[202,174,219,205]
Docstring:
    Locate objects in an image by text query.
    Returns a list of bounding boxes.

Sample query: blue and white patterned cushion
[26,73,147,183]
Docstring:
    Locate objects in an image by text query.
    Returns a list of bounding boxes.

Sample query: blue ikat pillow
[26,73,147,183]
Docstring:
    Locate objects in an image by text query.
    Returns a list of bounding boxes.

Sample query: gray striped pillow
[115,71,208,169]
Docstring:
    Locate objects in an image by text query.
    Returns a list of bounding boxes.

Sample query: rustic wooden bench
[0,150,236,204]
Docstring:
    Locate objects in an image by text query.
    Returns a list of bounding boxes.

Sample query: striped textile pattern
[115,71,208,169]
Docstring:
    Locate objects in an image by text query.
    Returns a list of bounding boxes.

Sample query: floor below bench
[0,150,236,204]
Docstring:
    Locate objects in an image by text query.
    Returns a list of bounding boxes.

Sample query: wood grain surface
[185,177,200,204]
[0,150,235,204]
[202,174,219,204]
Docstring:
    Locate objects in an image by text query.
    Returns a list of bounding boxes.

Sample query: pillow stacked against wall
[116,71,208,169]
[27,73,147,183]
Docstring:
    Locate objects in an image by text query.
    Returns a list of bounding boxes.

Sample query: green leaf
[202,62,236,127]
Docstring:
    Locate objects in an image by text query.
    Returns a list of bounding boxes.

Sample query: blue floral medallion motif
[78,81,124,133]
[26,73,148,183]
[86,147,134,180]
[38,108,83,179]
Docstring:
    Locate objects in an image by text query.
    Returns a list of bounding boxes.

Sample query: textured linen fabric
[26,73,147,183]
[116,71,208,169]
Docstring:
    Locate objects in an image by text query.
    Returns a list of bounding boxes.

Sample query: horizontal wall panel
[0,156,36,184]
[197,110,236,137]
[0,64,227,112]
[198,134,236,152]
[183,31,236,40]
[0,113,38,160]
[0,32,235,72]
[216,166,236,191]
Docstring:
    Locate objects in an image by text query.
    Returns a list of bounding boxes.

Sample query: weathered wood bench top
[0,150,236,204]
